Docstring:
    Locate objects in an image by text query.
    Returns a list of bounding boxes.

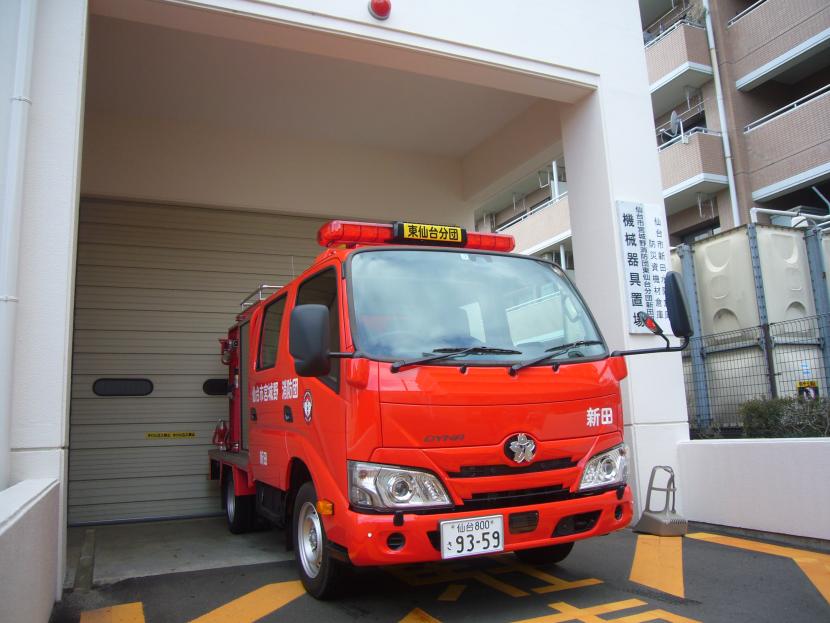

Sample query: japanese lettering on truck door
[249,294,291,487]
[290,266,348,501]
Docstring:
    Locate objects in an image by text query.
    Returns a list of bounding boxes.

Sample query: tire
[514,541,574,565]
[293,481,348,599]
[224,469,254,534]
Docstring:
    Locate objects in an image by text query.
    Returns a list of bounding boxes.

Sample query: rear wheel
[224,469,254,534]
[514,541,574,565]
[293,481,348,599]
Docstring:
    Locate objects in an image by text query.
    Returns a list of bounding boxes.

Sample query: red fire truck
[209,220,691,598]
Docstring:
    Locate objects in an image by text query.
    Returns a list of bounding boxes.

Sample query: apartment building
[483,0,830,258]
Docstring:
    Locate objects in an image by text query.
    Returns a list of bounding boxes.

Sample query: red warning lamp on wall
[369,0,391,20]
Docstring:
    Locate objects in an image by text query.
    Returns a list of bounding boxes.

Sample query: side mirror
[289,304,331,377]
[609,272,693,357]
[664,271,693,338]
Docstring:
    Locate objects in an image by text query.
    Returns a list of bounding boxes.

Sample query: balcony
[495,194,570,255]
[646,21,712,117]
[744,85,830,201]
[728,0,830,91]
[659,128,728,213]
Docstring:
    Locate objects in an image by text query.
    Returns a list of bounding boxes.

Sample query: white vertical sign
[617,201,670,334]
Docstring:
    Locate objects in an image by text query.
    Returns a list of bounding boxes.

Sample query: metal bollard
[633,465,688,537]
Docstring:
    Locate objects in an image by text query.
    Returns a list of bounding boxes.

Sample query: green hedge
[739,398,830,438]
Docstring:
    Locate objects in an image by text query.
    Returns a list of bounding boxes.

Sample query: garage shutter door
[68,200,327,524]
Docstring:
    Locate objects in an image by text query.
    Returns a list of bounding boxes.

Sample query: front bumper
[341,485,632,566]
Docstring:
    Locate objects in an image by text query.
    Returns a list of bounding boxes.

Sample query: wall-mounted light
[369,0,391,20]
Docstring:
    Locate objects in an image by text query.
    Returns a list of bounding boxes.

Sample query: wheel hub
[298,501,323,579]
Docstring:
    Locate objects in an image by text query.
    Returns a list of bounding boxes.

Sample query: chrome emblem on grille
[506,433,536,464]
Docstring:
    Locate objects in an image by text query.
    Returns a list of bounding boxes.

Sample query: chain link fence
[683,313,830,438]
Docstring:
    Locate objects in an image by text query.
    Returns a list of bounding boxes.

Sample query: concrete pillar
[10,0,87,599]
[561,24,690,516]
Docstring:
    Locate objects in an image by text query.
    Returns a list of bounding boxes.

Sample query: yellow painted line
[400,607,442,623]
[629,535,685,598]
[512,598,646,623]
[189,580,305,623]
[486,555,602,594]
[471,570,529,597]
[437,583,466,601]
[614,609,701,622]
[687,532,830,604]
[511,598,702,623]
[80,602,145,623]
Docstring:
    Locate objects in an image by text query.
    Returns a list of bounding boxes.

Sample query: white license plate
[439,515,504,560]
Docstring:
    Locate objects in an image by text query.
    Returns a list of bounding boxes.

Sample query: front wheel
[293,481,348,599]
[224,469,254,534]
[514,541,574,565]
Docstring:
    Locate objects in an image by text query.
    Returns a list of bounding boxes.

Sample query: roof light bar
[317,221,394,247]
[317,220,515,252]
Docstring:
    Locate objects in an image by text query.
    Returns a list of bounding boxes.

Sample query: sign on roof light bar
[393,222,467,245]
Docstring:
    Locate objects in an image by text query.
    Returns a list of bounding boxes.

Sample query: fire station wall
[81,114,472,227]
[69,199,327,523]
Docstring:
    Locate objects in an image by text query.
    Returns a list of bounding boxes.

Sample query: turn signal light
[316,500,334,515]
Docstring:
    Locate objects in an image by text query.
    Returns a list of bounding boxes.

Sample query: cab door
[288,264,349,498]
[248,294,289,486]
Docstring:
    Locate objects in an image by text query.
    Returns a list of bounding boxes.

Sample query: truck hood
[378,360,623,448]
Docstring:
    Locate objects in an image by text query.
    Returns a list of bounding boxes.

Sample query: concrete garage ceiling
[86,16,538,158]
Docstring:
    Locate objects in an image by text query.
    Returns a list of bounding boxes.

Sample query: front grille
[447,458,577,478]
[460,485,570,510]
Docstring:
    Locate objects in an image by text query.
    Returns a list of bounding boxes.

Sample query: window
[349,250,604,365]
[258,296,287,369]
[93,378,153,396]
[203,378,229,396]
[296,268,341,390]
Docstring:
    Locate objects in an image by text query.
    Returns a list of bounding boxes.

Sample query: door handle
[284,405,293,423]
[250,408,257,421]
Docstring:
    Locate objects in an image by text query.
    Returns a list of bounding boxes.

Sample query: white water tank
[692,227,759,336]
[756,225,815,323]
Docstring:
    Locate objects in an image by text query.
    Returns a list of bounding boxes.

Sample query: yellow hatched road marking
[188,580,305,623]
[80,602,145,623]
[512,598,646,623]
[437,583,466,601]
[629,535,685,598]
[400,607,442,622]
[510,598,701,623]
[486,555,602,594]
[687,532,830,604]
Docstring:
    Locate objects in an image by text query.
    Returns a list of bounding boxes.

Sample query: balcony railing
[743,83,830,199]
[643,3,704,46]
[659,126,722,151]
[726,0,769,28]
[495,193,568,233]
[745,84,830,132]
[655,98,705,142]
[728,0,830,90]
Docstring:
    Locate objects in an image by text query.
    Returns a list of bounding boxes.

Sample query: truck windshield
[349,249,606,366]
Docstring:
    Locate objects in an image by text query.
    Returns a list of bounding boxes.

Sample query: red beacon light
[317,220,515,252]
[317,220,394,247]
[368,0,391,20]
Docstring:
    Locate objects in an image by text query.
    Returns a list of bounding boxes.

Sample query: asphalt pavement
[51,528,830,623]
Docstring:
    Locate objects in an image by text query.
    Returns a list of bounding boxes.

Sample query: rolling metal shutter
[68,199,326,524]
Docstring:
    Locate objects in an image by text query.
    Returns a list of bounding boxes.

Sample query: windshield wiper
[391,346,522,373]
[509,340,605,375]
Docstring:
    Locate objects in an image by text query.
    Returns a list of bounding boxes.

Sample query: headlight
[348,461,452,510]
[578,444,628,491]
